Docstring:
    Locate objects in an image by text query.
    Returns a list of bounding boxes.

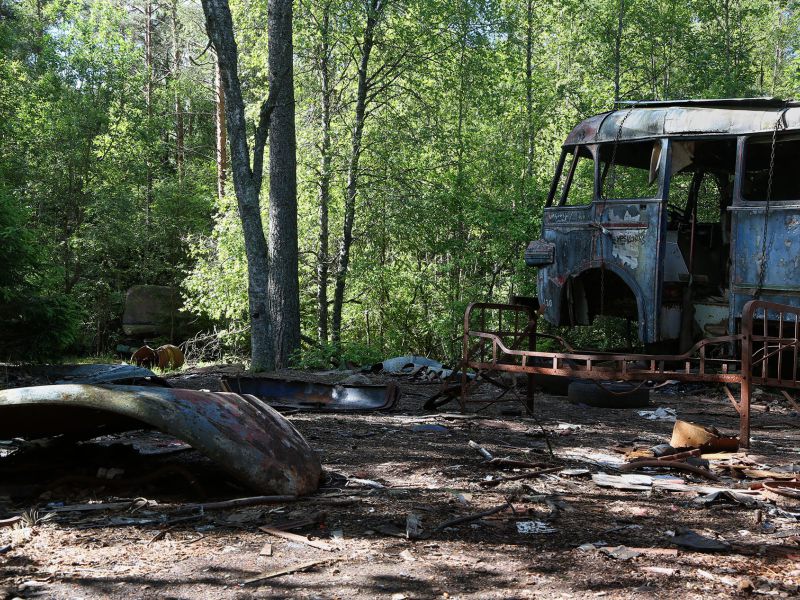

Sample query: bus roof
[565,98,800,146]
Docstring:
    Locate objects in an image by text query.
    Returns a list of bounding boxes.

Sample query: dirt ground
[1,366,800,599]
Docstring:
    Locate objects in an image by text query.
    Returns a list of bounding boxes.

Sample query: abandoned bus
[526,98,800,351]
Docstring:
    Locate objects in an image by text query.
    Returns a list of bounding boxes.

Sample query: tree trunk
[215,54,228,200]
[316,2,332,344]
[267,0,300,368]
[331,0,382,344]
[613,0,624,103]
[172,0,184,180]
[522,0,534,209]
[201,0,274,371]
[144,0,154,223]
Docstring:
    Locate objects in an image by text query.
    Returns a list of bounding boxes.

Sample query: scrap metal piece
[0,384,321,496]
[221,376,399,412]
[53,364,169,387]
[670,420,738,452]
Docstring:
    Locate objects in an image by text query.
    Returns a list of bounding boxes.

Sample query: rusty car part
[459,299,800,449]
[131,344,185,370]
[221,376,399,412]
[0,384,322,495]
[51,363,169,387]
[155,344,185,369]
[131,345,159,367]
[669,420,738,452]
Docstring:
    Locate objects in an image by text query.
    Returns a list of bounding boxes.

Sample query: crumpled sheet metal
[221,376,399,411]
[53,364,169,387]
[0,384,321,496]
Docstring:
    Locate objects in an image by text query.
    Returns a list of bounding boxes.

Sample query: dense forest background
[1,0,799,365]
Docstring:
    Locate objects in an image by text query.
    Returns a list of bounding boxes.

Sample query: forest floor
[1,365,800,599]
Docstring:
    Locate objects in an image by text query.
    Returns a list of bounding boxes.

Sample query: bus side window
[742,136,800,201]
[555,146,594,206]
[599,141,660,200]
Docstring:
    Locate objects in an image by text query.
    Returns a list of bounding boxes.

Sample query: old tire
[535,374,573,396]
[567,380,650,408]
[530,356,577,396]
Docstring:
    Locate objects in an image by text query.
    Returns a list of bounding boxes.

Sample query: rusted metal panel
[729,206,800,333]
[0,385,322,496]
[538,199,665,343]
[566,103,800,146]
[221,376,399,412]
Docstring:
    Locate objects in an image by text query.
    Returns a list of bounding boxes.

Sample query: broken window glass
[599,141,660,200]
[554,146,594,206]
[742,135,800,201]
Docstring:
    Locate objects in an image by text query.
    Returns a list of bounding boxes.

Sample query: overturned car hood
[0,384,321,496]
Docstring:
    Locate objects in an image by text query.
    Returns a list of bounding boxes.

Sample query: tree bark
[267,0,300,368]
[144,0,154,223]
[613,0,624,103]
[522,0,534,209]
[316,2,332,344]
[331,0,382,344]
[172,0,184,181]
[201,0,274,371]
[214,53,228,200]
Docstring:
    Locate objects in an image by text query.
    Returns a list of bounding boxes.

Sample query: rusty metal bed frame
[460,299,800,448]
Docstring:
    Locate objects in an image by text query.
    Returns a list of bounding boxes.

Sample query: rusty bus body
[526,98,800,349]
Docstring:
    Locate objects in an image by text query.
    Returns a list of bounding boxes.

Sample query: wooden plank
[259,526,335,551]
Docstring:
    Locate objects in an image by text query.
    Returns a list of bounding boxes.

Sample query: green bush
[0,189,81,360]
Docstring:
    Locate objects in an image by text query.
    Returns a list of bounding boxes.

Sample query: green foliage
[1,0,215,357]
[290,341,384,370]
[3,0,800,364]
[0,187,81,359]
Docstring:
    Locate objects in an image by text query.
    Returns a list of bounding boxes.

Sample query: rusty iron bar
[460,300,800,450]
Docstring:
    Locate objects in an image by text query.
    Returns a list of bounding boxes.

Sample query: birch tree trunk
[214,54,228,200]
[613,0,625,103]
[172,0,184,180]
[201,0,274,371]
[331,0,382,344]
[316,2,332,344]
[144,0,154,223]
[522,0,534,209]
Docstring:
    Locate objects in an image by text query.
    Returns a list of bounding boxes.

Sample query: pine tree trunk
[267,0,300,368]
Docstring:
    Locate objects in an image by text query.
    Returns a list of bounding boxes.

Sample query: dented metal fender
[0,384,322,496]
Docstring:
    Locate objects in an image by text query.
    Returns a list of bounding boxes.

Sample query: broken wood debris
[268,511,327,531]
[48,498,159,513]
[427,501,513,536]
[258,526,336,551]
[479,467,561,487]
[176,495,297,513]
[620,459,720,482]
[244,558,340,585]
